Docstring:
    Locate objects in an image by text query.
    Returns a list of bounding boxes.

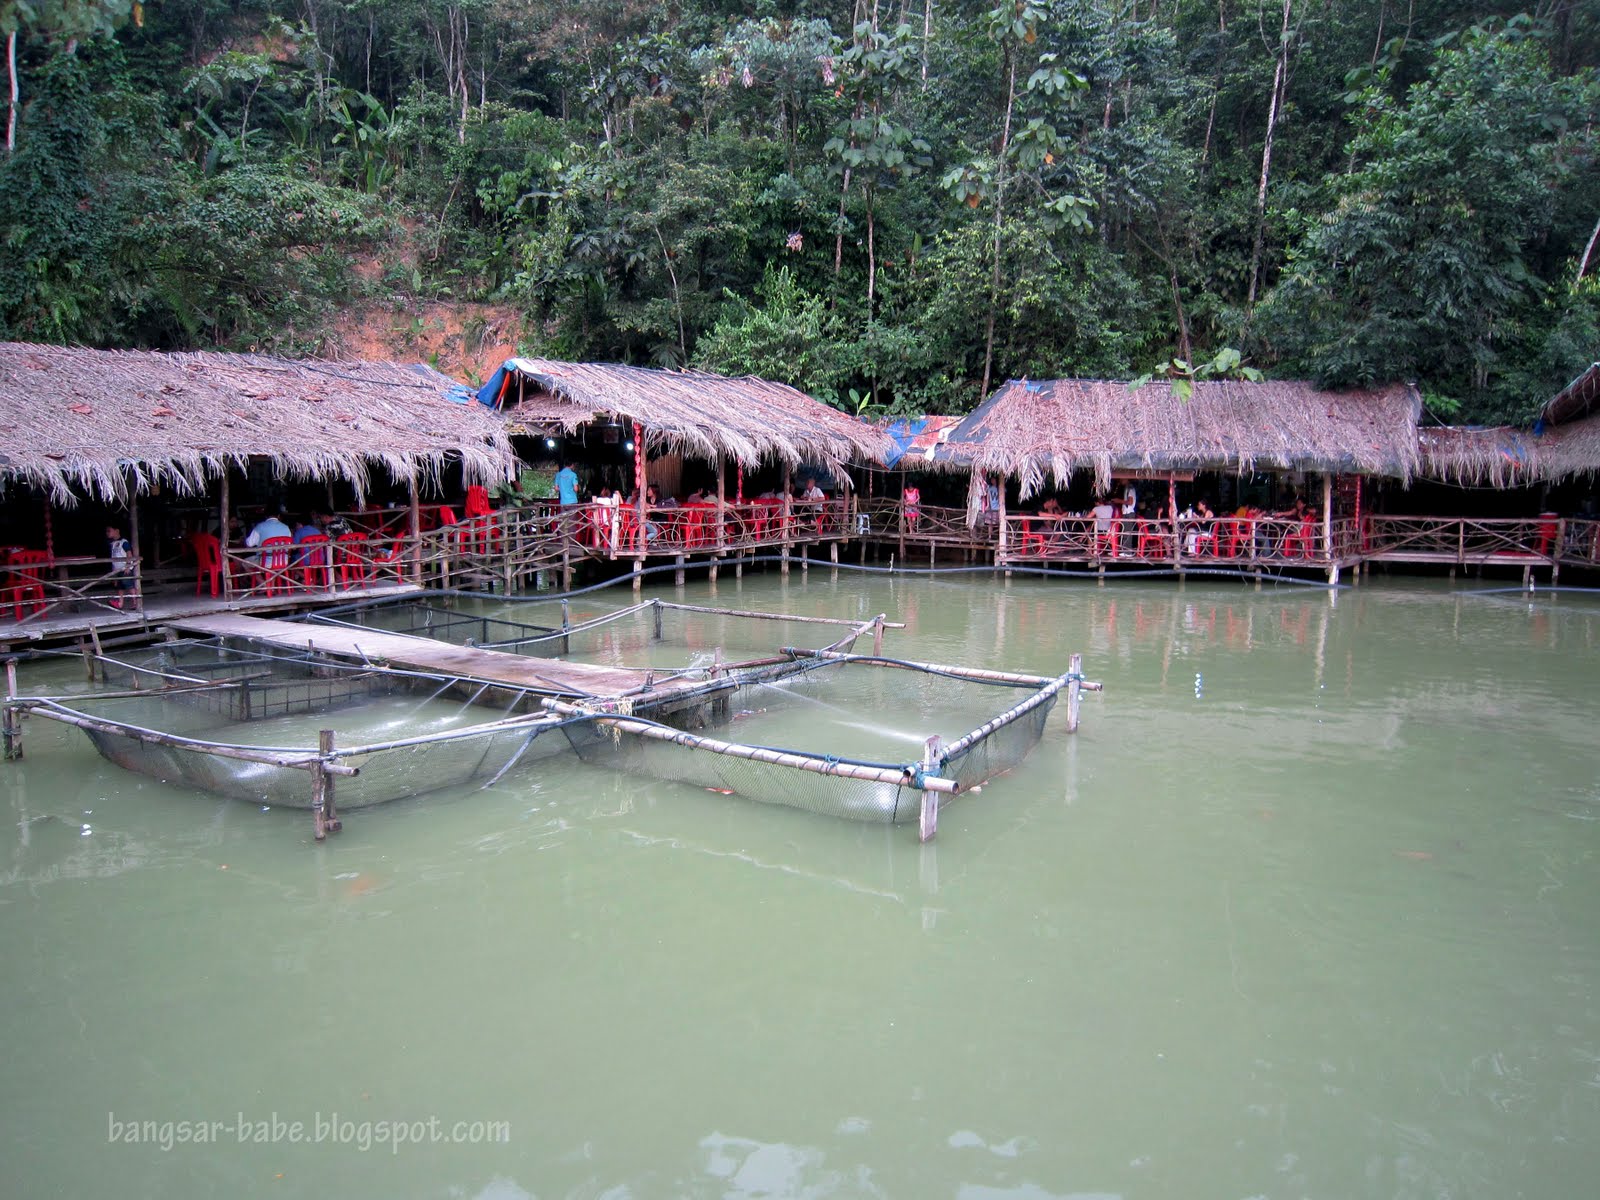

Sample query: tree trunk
[1246,0,1293,308]
[6,30,17,156]
[980,49,1018,402]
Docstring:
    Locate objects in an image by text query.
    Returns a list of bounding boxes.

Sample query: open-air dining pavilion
[0,343,519,648]
[474,357,895,586]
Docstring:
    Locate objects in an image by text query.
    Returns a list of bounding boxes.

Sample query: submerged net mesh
[561,657,1060,824]
[54,640,569,808]
[33,607,1067,824]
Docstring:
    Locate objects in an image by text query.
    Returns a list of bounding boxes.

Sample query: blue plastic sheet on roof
[403,362,478,404]
[475,363,514,408]
[880,417,930,468]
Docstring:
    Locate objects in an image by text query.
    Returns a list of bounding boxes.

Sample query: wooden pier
[166,612,709,703]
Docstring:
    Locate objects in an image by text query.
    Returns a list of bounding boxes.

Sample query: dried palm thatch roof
[484,358,893,483]
[1417,425,1545,487]
[0,342,518,507]
[931,378,1422,497]
[1540,412,1600,480]
[1542,362,1600,426]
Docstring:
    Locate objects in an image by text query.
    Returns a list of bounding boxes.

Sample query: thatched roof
[0,343,518,507]
[482,358,893,483]
[1542,363,1600,426]
[932,378,1422,497]
[1417,425,1544,487]
[1540,412,1600,480]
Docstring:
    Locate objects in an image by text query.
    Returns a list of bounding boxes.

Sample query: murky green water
[3,573,1598,1198]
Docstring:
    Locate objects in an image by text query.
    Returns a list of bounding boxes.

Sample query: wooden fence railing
[1558,517,1600,567]
[3,552,142,624]
[998,513,1347,566]
[1361,515,1561,563]
[857,499,999,545]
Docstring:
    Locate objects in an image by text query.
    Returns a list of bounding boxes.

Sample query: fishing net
[560,656,1062,824]
[37,639,569,808]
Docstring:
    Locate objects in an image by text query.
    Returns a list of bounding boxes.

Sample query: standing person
[105,524,135,610]
[554,460,580,539]
[1091,495,1118,555]
[903,484,921,531]
[554,460,580,507]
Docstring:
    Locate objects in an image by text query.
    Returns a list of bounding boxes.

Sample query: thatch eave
[488,358,894,485]
[0,343,519,508]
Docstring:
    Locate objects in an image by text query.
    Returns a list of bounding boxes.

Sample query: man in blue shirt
[555,461,580,506]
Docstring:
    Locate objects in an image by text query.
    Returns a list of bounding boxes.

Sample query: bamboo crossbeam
[939,668,1076,762]
[780,648,1067,688]
[541,698,961,794]
[329,712,567,758]
[657,602,907,629]
[16,700,358,774]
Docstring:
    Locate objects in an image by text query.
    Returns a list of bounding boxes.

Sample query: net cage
[20,639,577,809]
[293,595,882,677]
[554,654,1065,824]
[6,600,1078,828]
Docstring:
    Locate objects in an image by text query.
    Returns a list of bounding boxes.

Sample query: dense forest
[2,1,1597,423]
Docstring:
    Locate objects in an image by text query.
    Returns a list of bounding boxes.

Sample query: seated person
[1040,497,1063,516]
[246,512,292,548]
[798,478,825,503]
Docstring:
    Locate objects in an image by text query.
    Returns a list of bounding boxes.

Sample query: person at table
[290,514,325,566]
[105,524,136,609]
[1180,498,1214,555]
[246,512,292,548]
[1091,495,1117,551]
[798,477,825,503]
[1040,496,1063,516]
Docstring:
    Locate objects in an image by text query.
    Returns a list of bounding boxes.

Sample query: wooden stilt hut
[475,358,893,584]
[0,343,518,639]
[882,377,1423,578]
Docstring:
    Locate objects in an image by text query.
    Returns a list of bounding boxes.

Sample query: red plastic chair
[256,537,295,596]
[370,539,406,580]
[464,485,492,519]
[297,534,332,590]
[682,503,711,549]
[1136,520,1172,558]
[1095,519,1119,558]
[1019,518,1046,557]
[335,532,370,587]
[191,533,223,597]
[7,549,49,620]
[1217,518,1248,558]
[1281,516,1317,558]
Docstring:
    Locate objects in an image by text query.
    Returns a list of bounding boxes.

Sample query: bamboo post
[1168,473,1180,566]
[219,471,233,600]
[78,636,95,683]
[781,462,793,576]
[561,600,571,654]
[674,554,686,587]
[919,735,942,842]
[715,455,726,553]
[996,478,1008,571]
[3,658,21,761]
[653,599,663,640]
[320,728,341,833]
[408,480,422,584]
[872,616,884,657]
[128,487,143,611]
[1065,652,1082,733]
[88,625,105,680]
[310,730,330,841]
[1321,472,1333,563]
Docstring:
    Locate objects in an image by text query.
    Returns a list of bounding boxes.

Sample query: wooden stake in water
[3,658,21,761]
[320,728,342,834]
[1066,652,1082,733]
[919,735,943,843]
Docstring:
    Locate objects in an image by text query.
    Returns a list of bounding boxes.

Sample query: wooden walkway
[0,582,425,651]
[165,612,703,702]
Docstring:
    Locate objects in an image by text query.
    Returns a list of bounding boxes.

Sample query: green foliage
[0,0,1595,428]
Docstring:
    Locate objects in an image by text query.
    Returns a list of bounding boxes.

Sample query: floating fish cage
[1,601,1100,842]
[547,649,1085,829]
[14,639,579,811]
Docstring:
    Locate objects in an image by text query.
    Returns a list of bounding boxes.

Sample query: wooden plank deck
[165,612,702,701]
[0,582,425,651]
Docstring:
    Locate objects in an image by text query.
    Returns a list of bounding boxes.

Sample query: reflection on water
[2,576,1599,1198]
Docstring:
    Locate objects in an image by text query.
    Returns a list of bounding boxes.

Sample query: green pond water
[2,573,1598,1199]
